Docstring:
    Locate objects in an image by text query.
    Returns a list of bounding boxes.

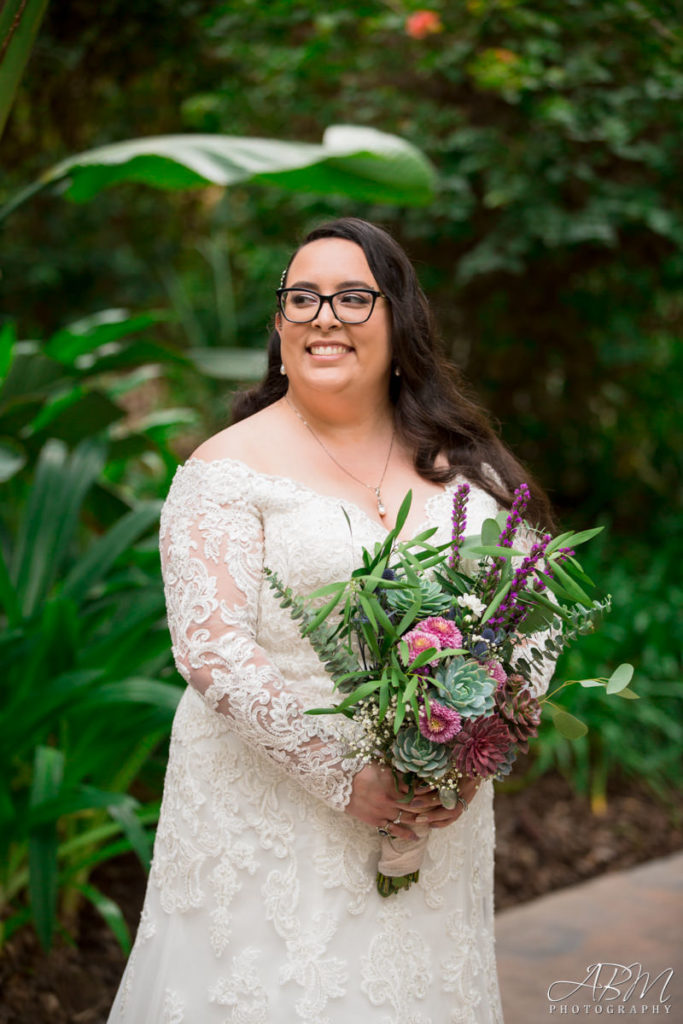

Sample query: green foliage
[0,438,183,950]
[529,528,682,801]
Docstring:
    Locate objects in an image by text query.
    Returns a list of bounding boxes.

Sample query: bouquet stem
[376,823,430,897]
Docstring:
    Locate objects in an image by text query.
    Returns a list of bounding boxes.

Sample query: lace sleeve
[159,463,359,811]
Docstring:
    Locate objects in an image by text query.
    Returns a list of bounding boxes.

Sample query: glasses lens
[331,291,374,323]
[281,290,319,322]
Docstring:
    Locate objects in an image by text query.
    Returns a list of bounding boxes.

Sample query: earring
[393,365,401,377]
[280,364,286,376]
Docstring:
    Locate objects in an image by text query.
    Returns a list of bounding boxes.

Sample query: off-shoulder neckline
[181,454,460,540]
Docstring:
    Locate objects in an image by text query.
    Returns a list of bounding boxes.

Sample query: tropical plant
[0,437,184,951]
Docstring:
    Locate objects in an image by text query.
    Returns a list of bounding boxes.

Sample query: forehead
[287,238,377,286]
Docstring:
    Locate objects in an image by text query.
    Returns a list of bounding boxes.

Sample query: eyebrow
[286,279,377,290]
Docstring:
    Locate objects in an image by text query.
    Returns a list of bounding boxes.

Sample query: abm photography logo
[547,962,674,1016]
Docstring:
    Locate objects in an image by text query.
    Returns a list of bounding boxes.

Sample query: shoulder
[163,404,294,519]
[191,405,281,467]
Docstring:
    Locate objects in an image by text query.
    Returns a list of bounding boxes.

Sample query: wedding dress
[108,457,554,1024]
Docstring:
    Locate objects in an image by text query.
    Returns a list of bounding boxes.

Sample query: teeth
[309,345,348,355]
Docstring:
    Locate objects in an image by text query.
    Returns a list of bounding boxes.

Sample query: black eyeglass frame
[276,287,387,324]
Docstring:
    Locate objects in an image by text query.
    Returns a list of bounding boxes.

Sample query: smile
[307,344,352,355]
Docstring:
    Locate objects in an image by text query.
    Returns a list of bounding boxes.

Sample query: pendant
[375,488,386,517]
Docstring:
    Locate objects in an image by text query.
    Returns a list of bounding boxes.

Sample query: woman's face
[276,238,393,403]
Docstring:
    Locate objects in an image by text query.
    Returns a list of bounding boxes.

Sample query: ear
[275,311,283,332]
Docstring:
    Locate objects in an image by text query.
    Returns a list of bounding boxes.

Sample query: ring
[377,823,394,838]
[392,811,403,825]
[456,795,469,812]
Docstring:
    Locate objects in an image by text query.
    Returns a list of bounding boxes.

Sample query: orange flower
[405,10,443,39]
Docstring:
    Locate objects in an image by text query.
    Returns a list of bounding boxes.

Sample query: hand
[345,765,481,839]
[410,775,481,830]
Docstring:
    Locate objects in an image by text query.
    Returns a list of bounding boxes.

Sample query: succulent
[493,745,518,779]
[385,577,453,617]
[495,684,541,753]
[452,716,512,778]
[392,726,450,779]
[433,659,496,719]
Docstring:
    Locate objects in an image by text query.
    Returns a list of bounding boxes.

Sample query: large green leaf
[44,309,170,366]
[61,503,161,604]
[12,439,105,617]
[2,126,437,219]
[0,0,51,139]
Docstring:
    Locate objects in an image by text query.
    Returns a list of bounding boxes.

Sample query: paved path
[495,852,683,1023]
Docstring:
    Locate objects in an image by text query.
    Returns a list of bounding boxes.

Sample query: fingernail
[415,815,429,824]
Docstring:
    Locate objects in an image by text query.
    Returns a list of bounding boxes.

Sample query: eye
[288,291,318,307]
[338,291,372,306]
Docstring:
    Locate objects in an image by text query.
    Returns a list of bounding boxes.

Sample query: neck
[283,386,394,443]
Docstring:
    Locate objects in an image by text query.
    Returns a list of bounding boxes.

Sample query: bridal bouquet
[266,483,634,896]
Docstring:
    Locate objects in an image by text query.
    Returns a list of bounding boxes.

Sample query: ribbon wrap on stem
[376,823,430,896]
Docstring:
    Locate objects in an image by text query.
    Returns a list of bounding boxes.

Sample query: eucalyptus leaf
[606,663,634,694]
[550,707,588,739]
[481,518,501,547]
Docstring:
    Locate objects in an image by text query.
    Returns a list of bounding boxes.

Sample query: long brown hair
[231,218,554,530]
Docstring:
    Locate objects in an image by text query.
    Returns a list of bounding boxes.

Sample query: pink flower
[405,10,443,39]
[419,701,462,743]
[452,716,511,778]
[485,659,507,689]
[423,616,463,651]
[403,627,440,666]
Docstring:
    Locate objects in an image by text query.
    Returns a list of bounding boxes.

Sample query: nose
[313,296,341,327]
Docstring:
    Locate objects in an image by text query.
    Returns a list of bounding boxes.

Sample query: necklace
[285,395,394,518]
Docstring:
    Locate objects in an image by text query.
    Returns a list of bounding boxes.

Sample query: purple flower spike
[448,482,471,570]
[490,532,552,630]
[481,483,531,599]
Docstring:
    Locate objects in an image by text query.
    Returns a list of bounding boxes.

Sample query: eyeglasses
[276,288,386,324]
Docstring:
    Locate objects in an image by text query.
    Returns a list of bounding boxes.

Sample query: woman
[108,217,555,1023]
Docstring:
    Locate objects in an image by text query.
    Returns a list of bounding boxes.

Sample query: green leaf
[12,438,105,617]
[606,663,634,694]
[614,687,639,700]
[480,581,512,626]
[548,560,593,605]
[107,802,152,871]
[564,526,604,548]
[0,0,51,139]
[550,707,588,740]
[357,592,378,632]
[2,126,437,220]
[28,746,65,951]
[76,883,131,954]
[460,544,525,558]
[61,503,160,603]
[45,309,168,365]
[481,518,501,547]
[544,530,575,555]
[0,436,26,482]
[188,347,268,381]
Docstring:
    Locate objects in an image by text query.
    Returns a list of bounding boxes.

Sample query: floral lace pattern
[107,457,555,1023]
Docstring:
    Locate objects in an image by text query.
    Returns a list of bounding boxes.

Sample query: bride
[108,217,555,1023]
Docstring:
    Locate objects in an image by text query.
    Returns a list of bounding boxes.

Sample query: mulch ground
[1,772,681,1024]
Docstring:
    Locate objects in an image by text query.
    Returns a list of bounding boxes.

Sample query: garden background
[1,2,681,1020]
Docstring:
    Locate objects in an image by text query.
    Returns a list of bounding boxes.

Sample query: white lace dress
[108,457,550,1024]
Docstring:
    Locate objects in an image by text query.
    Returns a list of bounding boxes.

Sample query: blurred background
[1,2,681,1019]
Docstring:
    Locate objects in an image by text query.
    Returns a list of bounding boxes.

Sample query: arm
[160,462,360,811]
